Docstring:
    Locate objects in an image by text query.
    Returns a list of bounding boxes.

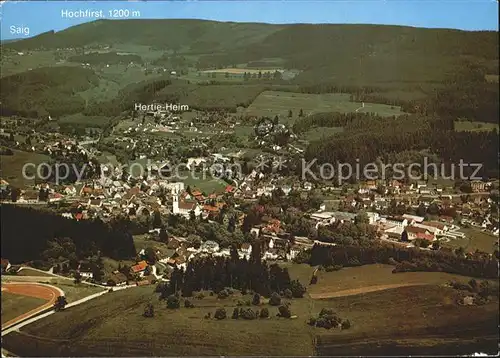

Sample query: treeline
[293,111,391,134]
[305,115,499,177]
[68,52,143,65]
[304,243,498,279]
[84,77,174,116]
[0,205,136,264]
[160,246,306,297]
[0,67,99,117]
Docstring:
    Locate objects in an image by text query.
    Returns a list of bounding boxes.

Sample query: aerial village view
[0,0,498,356]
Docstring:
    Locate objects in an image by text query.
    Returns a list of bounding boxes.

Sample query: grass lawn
[460,228,498,253]
[0,150,50,187]
[454,121,499,133]
[283,263,489,298]
[132,235,170,254]
[1,292,47,325]
[3,280,498,356]
[485,74,499,83]
[440,228,498,254]
[16,268,56,277]
[50,281,106,303]
[177,171,229,194]
[245,91,404,118]
[314,285,499,356]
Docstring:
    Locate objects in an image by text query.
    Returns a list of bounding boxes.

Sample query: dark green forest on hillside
[302,113,499,178]
[0,67,98,117]
[0,205,136,264]
[3,20,497,85]
[83,77,174,116]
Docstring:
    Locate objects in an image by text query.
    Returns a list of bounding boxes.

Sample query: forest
[83,77,174,116]
[304,114,499,179]
[0,66,99,117]
[160,245,306,298]
[0,205,136,265]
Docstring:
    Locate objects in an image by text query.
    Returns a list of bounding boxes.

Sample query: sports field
[1,283,61,328]
[1,292,46,325]
[2,276,105,303]
[245,91,404,118]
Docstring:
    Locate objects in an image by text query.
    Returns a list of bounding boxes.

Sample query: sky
[1,0,498,40]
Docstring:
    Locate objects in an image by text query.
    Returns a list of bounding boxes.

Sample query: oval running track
[1,282,64,330]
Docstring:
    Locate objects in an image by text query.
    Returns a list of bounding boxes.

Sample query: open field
[460,228,497,253]
[440,228,498,254]
[283,263,491,298]
[1,292,47,325]
[2,280,498,356]
[245,91,404,118]
[0,51,57,77]
[0,150,50,187]
[1,283,60,328]
[315,285,499,356]
[16,268,56,277]
[485,74,499,83]
[2,286,315,356]
[201,68,283,74]
[454,120,499,132]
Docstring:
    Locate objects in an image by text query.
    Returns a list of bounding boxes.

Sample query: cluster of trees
[302,243,497,278]
[308,308,351,330]
[316,218,378,247]
[39,155,102,184]
[158,249,306,297]
[1,205,136,264]
[212,305,289,320]
[241,71,282,81]
[449,279,499,301]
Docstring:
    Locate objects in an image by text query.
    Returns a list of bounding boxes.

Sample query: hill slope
[3,20,498,87]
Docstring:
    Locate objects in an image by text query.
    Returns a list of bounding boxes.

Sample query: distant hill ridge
[4,19,497,57]
[3,19,497,85]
